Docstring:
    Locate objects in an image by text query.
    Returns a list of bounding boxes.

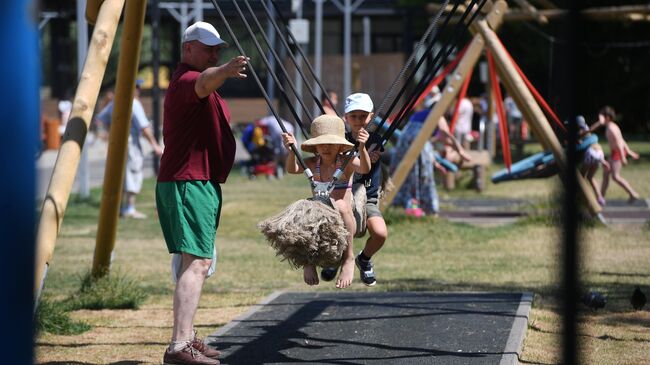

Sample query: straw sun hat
[301,115,354,153]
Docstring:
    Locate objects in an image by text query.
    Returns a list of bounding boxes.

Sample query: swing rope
[268,0,338,117]
[236,0,315,125]
[227,0,311,139]
[412,42,469,111]
[209,0,314,185]
[379,0,488,148]
[331,0,488,193]
[374,0,468,135]
[374,0,452,120]
[496,37,566,133]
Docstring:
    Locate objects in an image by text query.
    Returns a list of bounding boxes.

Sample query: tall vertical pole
[1,1,38,362]
[343,0,352,97]
[562,1,582,364]
[35,0,125,299]
[93,0,148,277]
[152,0,161,173]
[194,0,203,21]
[76,0,91,198]
[363,16,371,55]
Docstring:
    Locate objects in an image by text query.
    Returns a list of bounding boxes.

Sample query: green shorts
[156,181,222,258]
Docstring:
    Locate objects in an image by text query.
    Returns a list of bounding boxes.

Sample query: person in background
[591,106,640,204]
[322,89,339,116]
[95,79,163,219]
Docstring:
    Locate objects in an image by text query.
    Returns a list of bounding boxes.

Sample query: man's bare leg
[171,253,211,343]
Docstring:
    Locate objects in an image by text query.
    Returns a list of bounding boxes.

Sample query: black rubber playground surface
[208,291,532,365]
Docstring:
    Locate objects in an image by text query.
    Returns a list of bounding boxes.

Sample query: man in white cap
[156,21,247,365]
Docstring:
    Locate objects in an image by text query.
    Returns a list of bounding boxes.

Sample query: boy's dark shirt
[346,131,383,200]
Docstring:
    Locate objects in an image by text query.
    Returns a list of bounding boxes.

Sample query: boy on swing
[336,93,388,286]
[282,115,371,288]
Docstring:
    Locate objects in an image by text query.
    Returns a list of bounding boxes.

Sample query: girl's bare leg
[335,199,356,289]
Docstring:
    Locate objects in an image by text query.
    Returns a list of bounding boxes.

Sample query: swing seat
[491,134,598,183]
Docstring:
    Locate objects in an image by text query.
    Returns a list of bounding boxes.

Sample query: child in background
[577,116,610,206]
[592,106,640,203]
[282,115,370,288]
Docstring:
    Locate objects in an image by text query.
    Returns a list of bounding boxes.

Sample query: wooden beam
[475,19,601,216]
[427,4,650,22]
[513,0,548,24]
[380,0,508,212]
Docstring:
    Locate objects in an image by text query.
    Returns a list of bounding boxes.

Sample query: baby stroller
[241,121,279,179]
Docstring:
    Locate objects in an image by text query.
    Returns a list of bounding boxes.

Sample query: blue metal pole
[0,0,38,363]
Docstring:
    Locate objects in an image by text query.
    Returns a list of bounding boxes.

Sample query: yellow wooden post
[476,19,601,216]
[35,0,125,298]
[92,0,148,277]
[380,0,507,211]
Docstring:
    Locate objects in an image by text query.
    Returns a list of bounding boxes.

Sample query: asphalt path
[208,291,532,365]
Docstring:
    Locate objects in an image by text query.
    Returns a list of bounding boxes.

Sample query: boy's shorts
[156,180,222,258]
[366,197,383,219]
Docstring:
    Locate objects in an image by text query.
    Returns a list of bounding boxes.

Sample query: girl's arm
[282,133,303,174]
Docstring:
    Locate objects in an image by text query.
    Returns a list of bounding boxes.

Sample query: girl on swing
[282,114,371,288]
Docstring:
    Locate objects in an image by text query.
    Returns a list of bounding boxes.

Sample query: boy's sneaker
[320,267,338,282]
[163,344,220,365]
[355,252,376,286]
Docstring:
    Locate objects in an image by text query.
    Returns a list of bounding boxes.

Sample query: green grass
[36,297,91,335]
[35,140,650,364]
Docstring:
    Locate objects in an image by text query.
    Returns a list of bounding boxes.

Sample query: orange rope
[487,51,512,171]
[496,37,566,132]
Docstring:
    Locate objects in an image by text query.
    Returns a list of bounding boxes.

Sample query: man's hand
[223,56,248,79]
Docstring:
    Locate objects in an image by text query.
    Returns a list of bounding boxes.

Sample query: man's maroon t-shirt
[158,63,236,183]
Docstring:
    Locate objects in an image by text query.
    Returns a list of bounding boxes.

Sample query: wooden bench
[443,150,491,192]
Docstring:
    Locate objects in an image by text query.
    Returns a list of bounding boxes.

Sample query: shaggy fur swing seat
[258,198,349,268]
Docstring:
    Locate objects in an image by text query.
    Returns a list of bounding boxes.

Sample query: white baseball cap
[344,93,373,113]
[182,21,228,47]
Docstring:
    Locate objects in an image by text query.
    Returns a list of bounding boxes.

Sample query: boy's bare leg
[362,216,388,257]
[610,160,639,200]
[303,265,319,286]
[335,199,356,289]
